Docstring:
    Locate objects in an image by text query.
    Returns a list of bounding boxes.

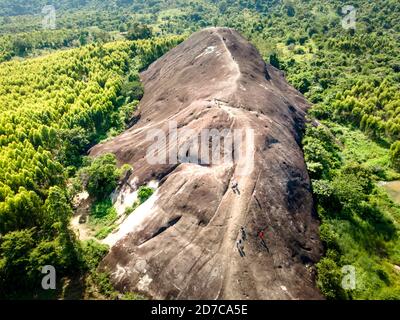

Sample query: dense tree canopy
[0,35,182,297]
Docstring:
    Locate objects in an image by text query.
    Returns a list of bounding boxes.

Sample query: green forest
[0,35,182,298]
[0,0,399,299]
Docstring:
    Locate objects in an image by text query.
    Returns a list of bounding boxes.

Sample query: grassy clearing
[88,200,119,240]
[88,186,155,239]
[327,122,400,181]
[305,121,400,299]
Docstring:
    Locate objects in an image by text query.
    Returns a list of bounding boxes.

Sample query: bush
[95,226,117,240]
[269,53,280,69]
[80,240,109,271]
[319,223,340,250]
[120,79,144,103]
[124,203,139,215]
[59,128,90,168]
[286,5,296,17]
[84,154,120,200]
[294,48,305,55]
[303,125,340,180]
[389,141,400,170]
[91,271,118,298]
[126,23,153,41]
[316,258,348,300]
[90,199,118,227]
[376,287,400,300]
[331,174,365,208]
[0,228,36,292]
[138,186,154,203]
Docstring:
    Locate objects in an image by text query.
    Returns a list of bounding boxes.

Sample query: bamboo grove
[0,36,183,296]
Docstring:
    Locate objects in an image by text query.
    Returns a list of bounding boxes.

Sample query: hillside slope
[91,27,322,300]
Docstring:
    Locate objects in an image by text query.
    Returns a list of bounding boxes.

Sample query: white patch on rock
[113,179,159,216]
[259,83,270,91]
[137,274,153,291]
[102,190,159,247]
[113,264,127,282]
[135,259,148,273]
[147,180,159,189]
[114,188,139,216]
[195,46,216,60]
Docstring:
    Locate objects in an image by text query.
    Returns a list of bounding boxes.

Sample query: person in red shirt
[258,230,269,252]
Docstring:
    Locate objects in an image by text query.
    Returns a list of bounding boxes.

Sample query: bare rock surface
[90,27,323,300]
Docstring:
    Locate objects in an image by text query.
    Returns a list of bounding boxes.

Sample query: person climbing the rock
[236,239,245,257]
[236,239,241,254]
[241,226,246,241]
[258,230,269,252]
[231,180,240,194]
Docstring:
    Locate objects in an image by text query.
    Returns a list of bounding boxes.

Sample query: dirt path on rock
[216,31,241,98]
[215,106,257,299]
[200,31,257,298]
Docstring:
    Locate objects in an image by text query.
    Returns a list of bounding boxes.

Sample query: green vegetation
[126,23,153,41]
[0,31,182,297]
[89,200,118,240]
[80,154,120,200]
[74,154,135,240]
[124,186,155,216]
[79,239,145,299]
[304,122,400,299]
[390,141,400,171]
[124,205,137,216]
[86,184,155,239]
[138,186,154,203]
